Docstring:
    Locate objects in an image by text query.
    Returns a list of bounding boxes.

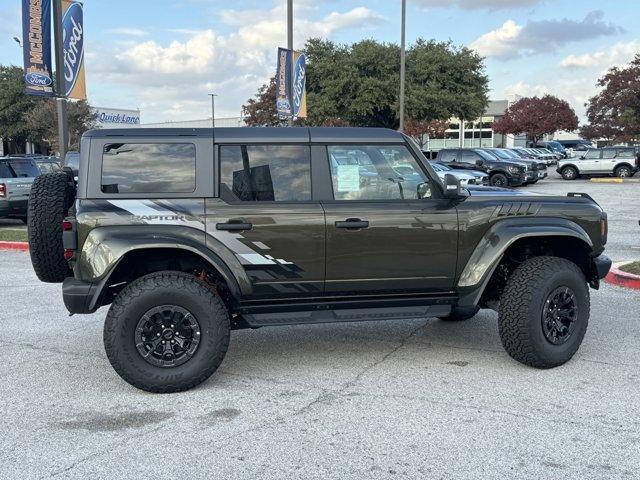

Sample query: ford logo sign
[292,53,306,117]
[25,72,53,87]
[62,2,84,97]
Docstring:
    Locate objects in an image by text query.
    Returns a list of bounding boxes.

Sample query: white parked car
[557,147,639,180]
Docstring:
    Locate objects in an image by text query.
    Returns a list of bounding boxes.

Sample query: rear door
[206,140,325,299]
[320,143,458,294]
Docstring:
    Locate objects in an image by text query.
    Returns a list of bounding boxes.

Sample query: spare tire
[27,172,76,283]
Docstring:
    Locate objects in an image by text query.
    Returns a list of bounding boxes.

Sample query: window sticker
[336,165,360,192]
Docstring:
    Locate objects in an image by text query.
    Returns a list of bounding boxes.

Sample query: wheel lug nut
[170,324,174,328]
[157,333,160,336]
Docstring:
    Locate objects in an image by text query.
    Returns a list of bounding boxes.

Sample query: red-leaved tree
[404,118,448,148]
[492,95,578,142]
[580,54,640,144]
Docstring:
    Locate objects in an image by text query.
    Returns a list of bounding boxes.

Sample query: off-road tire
[438,306,480,322]
[614,165,632,178]
[561,166,578,180]
[27,172,75,282]
[104,271,230,393]
[490,173,508,187]
[498,256,589,369]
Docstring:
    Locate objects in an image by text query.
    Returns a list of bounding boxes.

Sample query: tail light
[0,183,5,198]
[62,220,73,231]
[600,214,608,245]
[62,217,77,262]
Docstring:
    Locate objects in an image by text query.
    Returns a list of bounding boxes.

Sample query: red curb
[605,264,640,290]
[0,241,29,252]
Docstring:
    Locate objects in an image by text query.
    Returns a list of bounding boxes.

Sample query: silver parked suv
[557,147,639,180]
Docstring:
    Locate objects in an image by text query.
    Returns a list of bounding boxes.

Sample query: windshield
[500,149,520,159]
[490,149,511,159]
[7,158,41,177]
[474,149,495,161]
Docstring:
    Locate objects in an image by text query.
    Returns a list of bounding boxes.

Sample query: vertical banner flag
[275,48,307,119]
[275,47,292,119]
[61,0,86,99]
[21,0,54,96]
[291,50,307,119]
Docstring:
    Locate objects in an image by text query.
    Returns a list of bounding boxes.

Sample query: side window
[583,149,601,160]
[438,150,456,162]
[101,143,196,194]
[328,145,432,201]
[460,150,479,164]
[617,149,634,158]
[0,162,13,178]
[219,145,311,202]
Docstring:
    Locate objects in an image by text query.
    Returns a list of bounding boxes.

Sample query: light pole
[13,37,22,47]
[208,93,217,127]
[399,0,406,132]
[52,0,68,159]
[287,0,293,126]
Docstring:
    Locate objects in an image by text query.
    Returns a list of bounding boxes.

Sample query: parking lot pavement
[0,218,26,231]
[2,174,639,479]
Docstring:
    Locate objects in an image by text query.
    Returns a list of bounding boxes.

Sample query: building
[141,117,245,128]
[422,97,526,152]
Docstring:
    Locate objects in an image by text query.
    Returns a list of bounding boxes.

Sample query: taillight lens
[0,183,5,198]
[600,216,608,245]
[62,220,73,231]
[63,249,74,260]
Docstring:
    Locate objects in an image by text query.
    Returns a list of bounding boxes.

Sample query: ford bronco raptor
[27,127,611,393]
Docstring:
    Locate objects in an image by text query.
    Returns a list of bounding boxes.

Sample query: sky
[1,0,638,124]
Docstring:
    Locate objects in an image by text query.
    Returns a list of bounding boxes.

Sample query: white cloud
[105,28,149,37]
[413,0,542,10]
[470,11,622,59]
[560,40,640,69]
[87,3,384,122]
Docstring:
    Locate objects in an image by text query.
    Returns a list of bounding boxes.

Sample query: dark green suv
[27,127,611,393]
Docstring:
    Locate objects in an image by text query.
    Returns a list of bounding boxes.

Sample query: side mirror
[443,173,461,199]
[580,155,585,160]
[417,182,431,199]
[475,159,484,167]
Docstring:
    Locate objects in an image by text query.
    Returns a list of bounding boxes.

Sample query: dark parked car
[483,148,547,183]
[435,148,528,187]
[27,127,611,393]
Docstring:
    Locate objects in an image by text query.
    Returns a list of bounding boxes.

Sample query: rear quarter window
[8,158,40,177]
[101,143,196,194]
[0,162,13,178]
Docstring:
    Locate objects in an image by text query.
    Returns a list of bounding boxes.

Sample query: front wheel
[561,166,578,180]
[498,256,589,368]
[104,271,230,393]
[490,173,508,187]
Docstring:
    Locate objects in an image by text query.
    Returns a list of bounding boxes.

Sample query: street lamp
[208,93,217,127]
[13,37,22,47]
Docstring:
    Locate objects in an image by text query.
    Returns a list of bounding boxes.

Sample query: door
[321,144,458,294]
[580,148,602,172]
[206,144,325,299]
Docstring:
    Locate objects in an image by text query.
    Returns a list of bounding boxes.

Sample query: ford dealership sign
[94,107,141,128]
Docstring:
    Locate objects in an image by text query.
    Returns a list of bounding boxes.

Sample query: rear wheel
[104,271,230,393]
[561,166,578,180]
[27,172,75,282]
[614,165,632,178]
[490,173,508,187]
[498,256,589,368]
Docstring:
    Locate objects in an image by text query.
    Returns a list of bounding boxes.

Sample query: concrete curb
[590,178,640,183]
[0,241,29,252]
[605,262,640,290]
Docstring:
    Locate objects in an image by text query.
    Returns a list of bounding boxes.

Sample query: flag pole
[52,0,68,159]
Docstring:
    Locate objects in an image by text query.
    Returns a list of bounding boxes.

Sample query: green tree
[242,38,489,129]
[0,65,39,152]
[23,98,97,152]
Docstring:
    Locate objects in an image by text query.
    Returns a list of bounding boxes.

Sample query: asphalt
[1,172,639,479]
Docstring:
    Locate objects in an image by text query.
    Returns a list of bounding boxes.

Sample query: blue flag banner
[21,0,54,96]
[291,51,306,119]
[276,47,292,119]
[62,0,86,99]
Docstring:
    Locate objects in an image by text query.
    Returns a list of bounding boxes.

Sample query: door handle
[216,219,252,231]
[335,218,369,229]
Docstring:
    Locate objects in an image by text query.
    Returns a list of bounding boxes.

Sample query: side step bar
[241,305,451,327]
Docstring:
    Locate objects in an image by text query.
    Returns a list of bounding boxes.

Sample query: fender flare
[456,218,593,307]
[75,225,251,310]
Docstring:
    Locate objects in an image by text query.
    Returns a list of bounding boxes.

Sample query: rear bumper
[62,277,99,314]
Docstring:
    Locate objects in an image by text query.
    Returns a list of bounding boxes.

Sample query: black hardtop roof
[82,127,406,144]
